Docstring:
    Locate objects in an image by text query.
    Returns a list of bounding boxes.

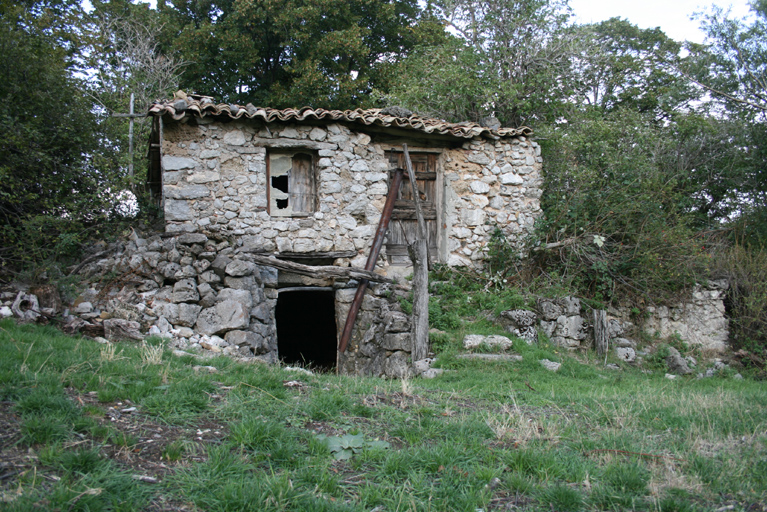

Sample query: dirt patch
[362,389,482,413]
[0,387,231,495]
[65,387,229,480]
[0,402,36,500]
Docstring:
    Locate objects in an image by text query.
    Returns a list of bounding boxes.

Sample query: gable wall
[159,117,542,268]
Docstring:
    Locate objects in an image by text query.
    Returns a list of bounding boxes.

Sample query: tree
[683,1,767,245]
[89,0,187,113]
[86,0,187,181]
[572,18,694,119]
[686,1,767,117]
[0,1,127,273]
[383,0,579,127]
[162,0,444,108]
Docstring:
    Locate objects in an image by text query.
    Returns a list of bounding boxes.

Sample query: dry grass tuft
[140,342,164,366]
[485,399,559,446]
[99,343,118,362]
[647,460,704,497]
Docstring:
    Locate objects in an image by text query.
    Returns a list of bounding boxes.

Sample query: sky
[568,0,754,42]
[134,0,754,43]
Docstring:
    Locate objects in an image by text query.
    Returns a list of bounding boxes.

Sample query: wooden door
[385,152,439,265]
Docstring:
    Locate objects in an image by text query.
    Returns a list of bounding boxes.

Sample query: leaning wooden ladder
[338,144,429,366]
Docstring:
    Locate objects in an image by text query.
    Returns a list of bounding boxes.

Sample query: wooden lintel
[251,137,337,151]
[276,251,357,260]
[250,254,397,284]
[377,144,447,153]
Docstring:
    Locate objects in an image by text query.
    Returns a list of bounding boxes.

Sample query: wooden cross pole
[111,93,146,181]
[402,144,430,362]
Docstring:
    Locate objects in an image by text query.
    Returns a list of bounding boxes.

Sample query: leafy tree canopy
[382,0,578,127]
[162,0,445,108]
[0,1,131,273]
[573,18,694,119]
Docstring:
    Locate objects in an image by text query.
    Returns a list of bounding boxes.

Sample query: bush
[532,109,710,304]
[711,242,767,355]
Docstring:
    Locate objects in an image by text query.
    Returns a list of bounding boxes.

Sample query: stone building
[145,93,543,375]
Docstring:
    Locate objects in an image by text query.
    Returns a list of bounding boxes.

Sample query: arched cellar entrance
[276,288,338,370]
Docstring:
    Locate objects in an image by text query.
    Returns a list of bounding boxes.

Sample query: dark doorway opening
[276,288,337,369]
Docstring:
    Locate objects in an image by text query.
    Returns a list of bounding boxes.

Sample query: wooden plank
[290,152,315,213]
[391,211,437,221]
[389,170,437,180]
[594,310,608,357]
[251,137,336,150]
[378,144,445,153]
[403,144,430,265]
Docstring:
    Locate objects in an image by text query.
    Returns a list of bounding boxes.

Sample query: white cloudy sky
[569,0,754,42]
[135,0,755,43]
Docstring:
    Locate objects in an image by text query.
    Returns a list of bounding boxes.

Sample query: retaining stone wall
[76,232,413,377]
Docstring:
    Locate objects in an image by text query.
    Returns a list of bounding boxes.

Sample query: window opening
[268,151,316,216]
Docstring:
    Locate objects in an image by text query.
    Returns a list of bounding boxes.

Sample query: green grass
[1,313,766,511]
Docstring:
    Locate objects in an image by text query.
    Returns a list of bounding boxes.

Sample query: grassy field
[0,314,765,511]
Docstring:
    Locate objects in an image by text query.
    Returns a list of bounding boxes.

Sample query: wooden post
[402,144,431,267]
[594,309,608,357]
[112,93,146,185]
[410,238,429,362]
[402,144,429,362]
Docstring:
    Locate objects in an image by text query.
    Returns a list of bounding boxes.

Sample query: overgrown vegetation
[1,318,765,511]
[5,0,767,353]
[382,0,767,354]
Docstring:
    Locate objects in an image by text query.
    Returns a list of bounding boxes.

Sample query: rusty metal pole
[338,168,404,353]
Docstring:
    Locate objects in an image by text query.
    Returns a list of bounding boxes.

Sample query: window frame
[266,150,318,217]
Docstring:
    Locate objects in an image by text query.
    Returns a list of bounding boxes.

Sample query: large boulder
[195,300,249,335]
[499,309,538,344]
[172,279,199,303]
[103,319,143,342]
[462,334,513,350]
[666,346,693,375]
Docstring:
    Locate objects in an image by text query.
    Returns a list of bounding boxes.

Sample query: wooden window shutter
[289,153,315,214]
[268,151,316,216]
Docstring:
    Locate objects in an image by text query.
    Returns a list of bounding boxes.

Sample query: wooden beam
[276,251,357,260]
[338,168,405,354]
[251,137,337,150]
[378,144,446,153]
[402,144,430,364]
[250,255,397,284]
[594,309,608,357]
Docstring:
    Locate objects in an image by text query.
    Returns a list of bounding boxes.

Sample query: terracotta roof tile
[148,93,533,140]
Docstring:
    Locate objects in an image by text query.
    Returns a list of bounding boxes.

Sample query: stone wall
[70,231,414,377]
[623,281,730,351]
[159,119,542,269]
[442,140,542,266]
[500,285,730,356]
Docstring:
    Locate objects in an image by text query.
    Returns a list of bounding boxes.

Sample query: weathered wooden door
[385,152,439,265]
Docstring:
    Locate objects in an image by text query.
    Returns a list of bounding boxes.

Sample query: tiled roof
[148,93,533,140]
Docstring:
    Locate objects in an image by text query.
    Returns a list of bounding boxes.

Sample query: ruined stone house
[145,93,543,375]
